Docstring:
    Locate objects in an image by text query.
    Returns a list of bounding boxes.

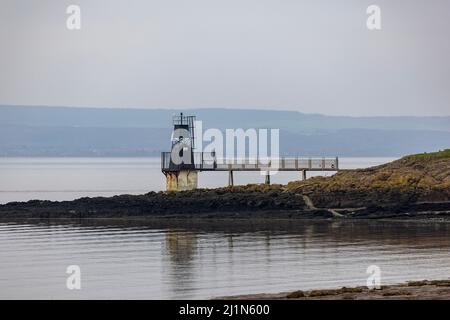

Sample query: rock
[0,150,449,220]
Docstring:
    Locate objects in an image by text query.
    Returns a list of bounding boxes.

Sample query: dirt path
[302,195,343,218]
[302,195,317,210]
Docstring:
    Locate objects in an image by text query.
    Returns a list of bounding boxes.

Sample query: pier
[161,113,339,191]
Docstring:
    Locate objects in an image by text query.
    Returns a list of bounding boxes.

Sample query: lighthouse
[161,113,340,191]
[161,113,198,191]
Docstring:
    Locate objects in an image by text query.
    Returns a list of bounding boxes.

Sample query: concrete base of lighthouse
[164,170,198,191]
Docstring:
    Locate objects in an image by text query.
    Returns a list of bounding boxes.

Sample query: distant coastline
[1,105,450,157]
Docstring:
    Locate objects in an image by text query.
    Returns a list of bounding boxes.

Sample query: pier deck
[161,152,339,172]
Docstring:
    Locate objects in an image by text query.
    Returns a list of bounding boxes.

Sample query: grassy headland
[285,149,450,210]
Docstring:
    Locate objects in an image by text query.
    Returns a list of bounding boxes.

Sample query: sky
[0,0,449,116]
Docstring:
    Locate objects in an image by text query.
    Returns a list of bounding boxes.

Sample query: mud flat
[1,150,449,220]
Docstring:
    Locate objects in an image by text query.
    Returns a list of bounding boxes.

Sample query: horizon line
[1,104,450,119]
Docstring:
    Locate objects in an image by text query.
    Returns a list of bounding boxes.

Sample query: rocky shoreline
[0,189,449,220]
[218,279,450,300]
[1,150,449,220]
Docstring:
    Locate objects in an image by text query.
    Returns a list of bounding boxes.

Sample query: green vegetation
[409,149,450,159]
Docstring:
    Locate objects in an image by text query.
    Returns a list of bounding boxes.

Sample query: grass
[409,149,450,159]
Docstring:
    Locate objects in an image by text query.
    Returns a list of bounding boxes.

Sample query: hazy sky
[1,0,449,116]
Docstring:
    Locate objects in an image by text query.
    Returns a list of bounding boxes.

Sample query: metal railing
[161,152,338,172]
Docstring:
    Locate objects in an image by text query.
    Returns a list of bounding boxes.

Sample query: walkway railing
[161,152,338,172]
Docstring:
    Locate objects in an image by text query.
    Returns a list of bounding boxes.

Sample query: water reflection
[164,230,197,297]
[0,218,449,299]
[165,231,197,265]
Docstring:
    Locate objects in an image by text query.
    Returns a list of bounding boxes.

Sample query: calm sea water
[4,157,448,300]
[0,219,449,299]
[0,157,396,204]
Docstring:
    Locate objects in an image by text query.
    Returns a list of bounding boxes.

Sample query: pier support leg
[165,172,178,191]
[178,170,198,191]
[265,172,270,185]
[228,170,234,187]
[164,170,198,191]
[301,170,307,181]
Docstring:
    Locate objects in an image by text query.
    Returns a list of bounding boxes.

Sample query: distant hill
[0,105,449,157]
[1,105,450,132]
